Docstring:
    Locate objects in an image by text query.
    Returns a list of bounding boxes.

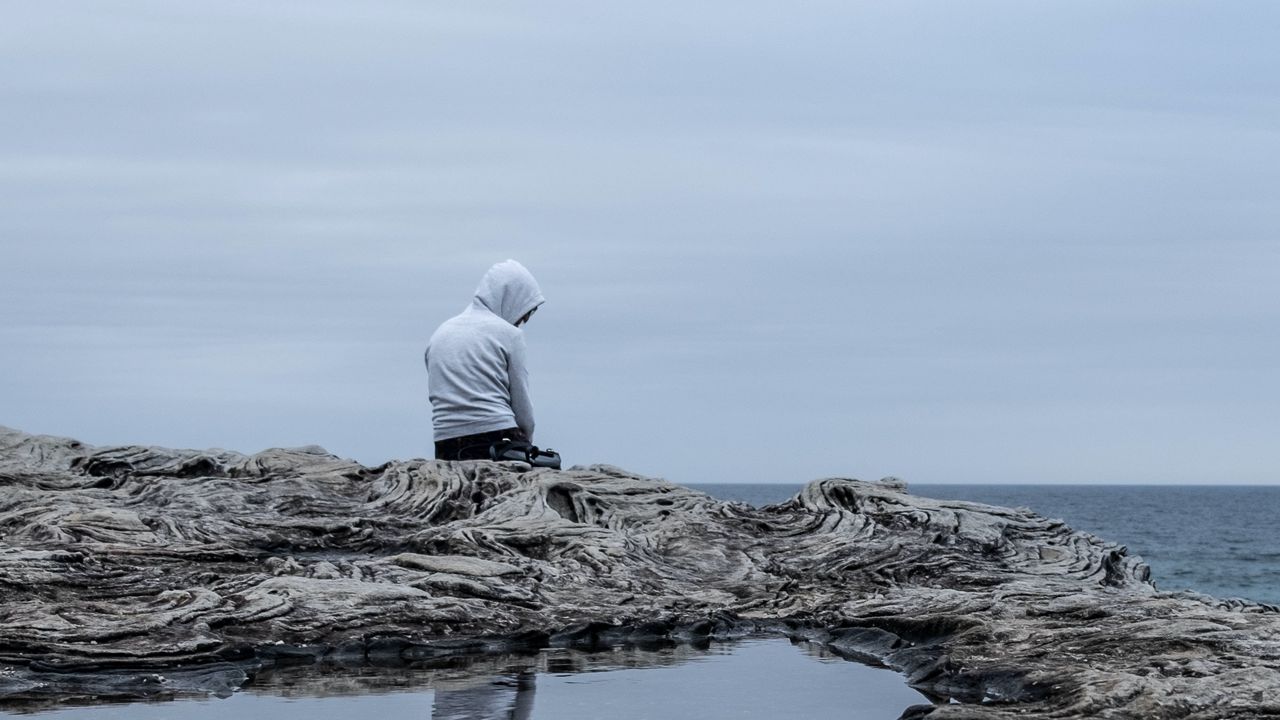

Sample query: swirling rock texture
[1,425,1278,719]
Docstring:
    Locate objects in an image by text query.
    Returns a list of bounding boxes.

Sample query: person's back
[425,260,544,460]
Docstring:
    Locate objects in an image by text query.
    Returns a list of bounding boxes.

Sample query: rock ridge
[2,426,1278,718]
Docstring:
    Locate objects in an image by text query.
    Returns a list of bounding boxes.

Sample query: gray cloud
[2,1,1277,485]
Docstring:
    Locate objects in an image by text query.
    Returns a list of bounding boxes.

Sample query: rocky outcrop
[1,425,1278,718]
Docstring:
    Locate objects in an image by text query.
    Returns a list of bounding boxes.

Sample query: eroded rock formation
[1,426,1278,718]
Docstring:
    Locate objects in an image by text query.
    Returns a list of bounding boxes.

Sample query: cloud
[2,1,1277,484]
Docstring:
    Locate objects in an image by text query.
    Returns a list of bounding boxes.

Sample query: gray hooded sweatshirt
[425,260,545,443]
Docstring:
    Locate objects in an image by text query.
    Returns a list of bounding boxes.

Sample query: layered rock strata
[1,426,1277,718]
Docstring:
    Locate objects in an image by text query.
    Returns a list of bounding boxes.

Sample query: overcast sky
[2,1,1277,485]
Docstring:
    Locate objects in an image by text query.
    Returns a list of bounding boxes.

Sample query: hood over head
[472,259,545,325]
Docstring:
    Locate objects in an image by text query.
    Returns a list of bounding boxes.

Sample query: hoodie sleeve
[507,331,536,440]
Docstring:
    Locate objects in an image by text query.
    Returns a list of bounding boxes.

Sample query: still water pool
[4,640,931,720]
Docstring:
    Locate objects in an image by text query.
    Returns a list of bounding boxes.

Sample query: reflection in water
[430,671,534,720]
[4,639,932,720]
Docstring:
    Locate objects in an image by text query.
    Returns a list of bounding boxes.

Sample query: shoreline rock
[2,425,1278,718]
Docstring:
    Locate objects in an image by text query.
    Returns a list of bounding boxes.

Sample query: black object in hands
[489,439,562,469]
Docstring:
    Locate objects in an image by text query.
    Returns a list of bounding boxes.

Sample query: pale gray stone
[1,425,1278,718]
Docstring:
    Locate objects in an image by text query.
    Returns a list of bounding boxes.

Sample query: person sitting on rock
[425,259,544,461]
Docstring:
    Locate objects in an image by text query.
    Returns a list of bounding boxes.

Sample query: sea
[688,483,1280,606]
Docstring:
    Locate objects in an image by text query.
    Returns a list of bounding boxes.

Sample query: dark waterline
[2,639,929,720]
[688,482,1280,605]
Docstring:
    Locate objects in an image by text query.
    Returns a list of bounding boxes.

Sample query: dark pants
[434,427,529,461]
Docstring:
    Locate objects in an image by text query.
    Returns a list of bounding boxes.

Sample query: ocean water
[688,483,1280,606]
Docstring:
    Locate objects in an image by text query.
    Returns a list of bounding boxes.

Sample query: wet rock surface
[2,425,1278,718]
